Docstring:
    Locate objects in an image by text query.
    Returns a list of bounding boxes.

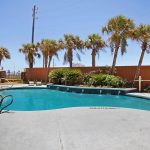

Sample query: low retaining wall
[23,66,150,89]
[47,84,137,95]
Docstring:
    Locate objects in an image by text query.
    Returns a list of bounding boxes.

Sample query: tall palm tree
[85,34,106,67]
[102,15,135,74]
[132,24,150,82]
[39,39,61,68]
[38,41,45,68]
[39,39,61,82]
[0,47,11,66]
[19,43,40,68]
[38,40,49,68]
[61,34,85,68]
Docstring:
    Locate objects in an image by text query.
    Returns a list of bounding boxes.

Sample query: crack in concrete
[56,112,64,150]
[58,132,64,150]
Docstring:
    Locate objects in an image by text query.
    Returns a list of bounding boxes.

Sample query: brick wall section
[23,66,150,88]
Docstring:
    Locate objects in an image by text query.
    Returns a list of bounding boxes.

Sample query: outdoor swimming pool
[0,88,150,111]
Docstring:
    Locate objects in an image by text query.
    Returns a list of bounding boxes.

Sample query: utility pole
[31,5,38,44]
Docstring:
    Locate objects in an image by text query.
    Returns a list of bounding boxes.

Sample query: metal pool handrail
[0,95,14,114]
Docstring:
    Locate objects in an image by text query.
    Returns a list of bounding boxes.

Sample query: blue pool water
[0,88,150,111]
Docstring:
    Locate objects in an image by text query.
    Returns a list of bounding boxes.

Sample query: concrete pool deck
[0,107,150,150]
[0,84,47,89]
[127,92,150,99]
[1,84,150,150]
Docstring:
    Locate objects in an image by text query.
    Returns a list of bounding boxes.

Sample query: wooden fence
[22,66,150,89]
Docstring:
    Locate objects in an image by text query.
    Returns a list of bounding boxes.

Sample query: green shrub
[82,74,92,85]
[89,74,126,88]
[103,75,126,87]
[49,69,64,84]
[89,69,101,75]
[91,74,108,86]
[125,81,133,88]
[49,68,82,85]
[63,69,82,85]
[100,66,117,74]
[144,86,150,93]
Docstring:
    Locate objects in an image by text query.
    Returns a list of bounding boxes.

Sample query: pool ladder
[0,95,14,114]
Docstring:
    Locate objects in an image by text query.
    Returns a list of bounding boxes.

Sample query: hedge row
[49,68,127,88]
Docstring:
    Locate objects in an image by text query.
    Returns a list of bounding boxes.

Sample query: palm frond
[121,37,127,55]
[0,47,11,63]
[76,52,81,61]
[63,52,68,64]
[110,43,115,54]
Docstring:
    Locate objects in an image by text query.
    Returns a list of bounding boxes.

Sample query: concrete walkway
[128,93,150,99]
[0,84,47,89]
[0,107,150,150]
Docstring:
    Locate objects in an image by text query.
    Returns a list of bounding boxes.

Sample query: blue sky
[0,0,150,72]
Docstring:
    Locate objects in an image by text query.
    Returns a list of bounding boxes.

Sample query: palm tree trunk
[28,63,33,81]
[29,63,33,68]
[111,45,119,74]
[92,49,96,67]
[28,54,34,69]
[45,56,48,68]
[70,60,72,68]
[43,56,45,68]
[133,49,145,85]
[48,56,52,68]
[68,49,73,68]
[46,56,52,83]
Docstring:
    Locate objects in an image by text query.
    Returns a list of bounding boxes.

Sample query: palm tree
[39,39,61,82]
[61,34,85,68]
[102,15,135,74]
[38,40,49,68]
[132,24,150,82]
[85,34,106,67]
[38,40,48,68]
[19,43,40,68]
[0,47,11,66]
[39,39,61,68]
